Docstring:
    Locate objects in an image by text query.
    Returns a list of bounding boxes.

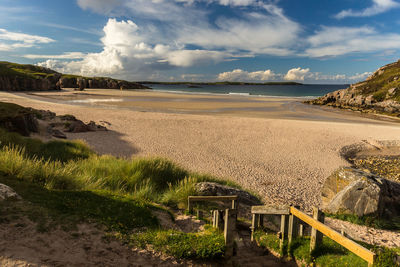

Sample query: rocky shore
[306,60,400,116]
[0,61,148,91]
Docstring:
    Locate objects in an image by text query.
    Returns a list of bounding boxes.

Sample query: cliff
[0,61,148,91]
[307,59,400,116]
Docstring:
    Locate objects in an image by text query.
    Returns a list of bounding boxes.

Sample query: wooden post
[310,207,324,253]
[299,224,304,237]
[196,210,203,219]
[280,215,287,255]
[188,198,192,214]
[288,206,299,248]
[251,213,256,241]
[216,210,224,230]
[257,214,264,228]
[224,209,237,259]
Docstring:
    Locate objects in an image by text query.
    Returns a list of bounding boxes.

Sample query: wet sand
[1,89,400,210]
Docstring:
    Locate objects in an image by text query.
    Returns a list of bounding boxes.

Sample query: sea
[144,83,348,98]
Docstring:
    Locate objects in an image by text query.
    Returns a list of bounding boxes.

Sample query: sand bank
[1,89,400,210]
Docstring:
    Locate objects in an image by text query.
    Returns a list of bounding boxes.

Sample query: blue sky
[1,0,400,83]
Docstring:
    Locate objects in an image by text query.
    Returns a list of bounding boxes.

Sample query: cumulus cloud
[217,68,372,83]
[305,26,400,57]
[23,52,86,59]
[0,28,54,51]
[217,69,278,81]
[284,67,310,81]
[335,0,400,19]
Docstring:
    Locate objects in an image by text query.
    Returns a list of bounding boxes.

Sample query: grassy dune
[0,127,239,259]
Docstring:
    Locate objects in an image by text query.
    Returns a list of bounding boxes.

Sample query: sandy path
[2,91,400,210]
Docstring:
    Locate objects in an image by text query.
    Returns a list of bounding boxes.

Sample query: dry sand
[2,89,400,211]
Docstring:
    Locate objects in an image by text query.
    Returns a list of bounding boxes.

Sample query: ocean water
[144,83,348,98]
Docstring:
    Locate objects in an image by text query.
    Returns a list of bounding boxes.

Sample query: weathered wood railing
[187,195,238,258]
[187,195,238,214]
[251,205,376,266]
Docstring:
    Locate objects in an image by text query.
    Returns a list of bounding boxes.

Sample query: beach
[2,89,400,210]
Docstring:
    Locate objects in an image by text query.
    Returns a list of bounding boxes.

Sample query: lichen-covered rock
[322,167,400,217]
[0,184,21,201]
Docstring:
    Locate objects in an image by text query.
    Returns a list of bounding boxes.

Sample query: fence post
[188,198,192,214]
[224,209,237,258]
[196,210,203,220]
[251,213,256,241]
[310,207,325,253]
[279,215,287,255]
[299,224,304,237]
[288,206,299,248]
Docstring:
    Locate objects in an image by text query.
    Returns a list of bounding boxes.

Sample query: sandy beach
[2,89,400,211]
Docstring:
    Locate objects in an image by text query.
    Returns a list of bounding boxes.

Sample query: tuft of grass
[130,226,225,259]
[0,128,95,162]
[254,230,399,267]
[0,173,159,232]
[326,213,400,231]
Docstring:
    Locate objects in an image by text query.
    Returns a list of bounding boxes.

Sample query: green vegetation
[353,60,400,101]
[130,226,225,259]
[254,230,400,267]
[326,213,400,231]
[0,61,58,79]
[0,124,246,260]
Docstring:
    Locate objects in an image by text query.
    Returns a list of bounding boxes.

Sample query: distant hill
[141,81,303,86]
[0,61,148,91]
[307,59,400,116]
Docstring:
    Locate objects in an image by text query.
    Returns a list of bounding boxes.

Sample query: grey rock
[52,129,67,139]
[66,120,92,133]
[195,182,261,206]
[322,167,400,217]
[0,184,21,201]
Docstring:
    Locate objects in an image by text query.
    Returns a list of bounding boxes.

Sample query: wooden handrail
[188,195,238,201]
[290,206,376,264]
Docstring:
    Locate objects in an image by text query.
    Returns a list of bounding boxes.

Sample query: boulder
[66,120,92,133]
[52,129,67,139]
[0,112,38,136]
[321,167,400,217]
[195,182,261,206]
[0,184,21,201]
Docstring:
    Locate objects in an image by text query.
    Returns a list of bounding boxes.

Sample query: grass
[254,230,400,267]
[0,61,58,79]
[0,173,159,233]
[326,213,400,231]
[0,127,254,259]
[130,225,225,259]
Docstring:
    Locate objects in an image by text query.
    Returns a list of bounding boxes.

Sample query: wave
[228,92,250,96]
[69,98,124,103]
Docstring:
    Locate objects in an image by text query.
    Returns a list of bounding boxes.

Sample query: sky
[1,0,400,83]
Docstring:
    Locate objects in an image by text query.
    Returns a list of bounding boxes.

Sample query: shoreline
[1,89,400,211]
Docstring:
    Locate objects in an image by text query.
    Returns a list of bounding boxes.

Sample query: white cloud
[216,68,372,83]
[305,26,400,57]
[23,52,86,59]
[284,67,310,81]
[217,69,278,81]
[335,0,400,19]
[0,28,54,51]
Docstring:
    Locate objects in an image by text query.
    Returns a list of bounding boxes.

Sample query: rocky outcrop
[306,59,400,116]
[0,61,149,91]
[0,184,21,201]
[321,167,400,218]
[0,103,39,136]
[0,75,62,91]
[57,77,148,90]
[196,182,261,206]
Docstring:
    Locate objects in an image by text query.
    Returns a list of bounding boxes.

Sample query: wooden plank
[188,195,238,202]
[251,205,290,215]
[290,207,375,264]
